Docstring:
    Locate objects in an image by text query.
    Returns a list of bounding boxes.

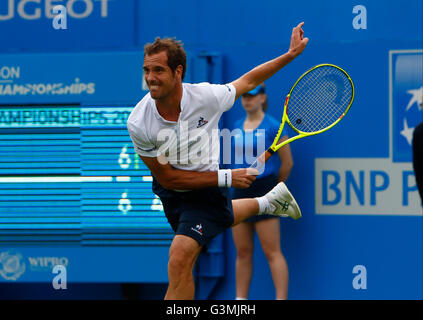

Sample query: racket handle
[248,149,274,173]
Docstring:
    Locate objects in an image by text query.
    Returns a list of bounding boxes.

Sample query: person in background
[230,83,294,300]
[412,96,423,205]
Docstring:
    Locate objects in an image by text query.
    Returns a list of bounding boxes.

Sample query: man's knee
[168,252,192,276]
[168,235,201,276]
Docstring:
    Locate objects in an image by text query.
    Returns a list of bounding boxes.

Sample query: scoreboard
[0,105,173,247]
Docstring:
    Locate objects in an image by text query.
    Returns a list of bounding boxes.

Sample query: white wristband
[217,169,232,188]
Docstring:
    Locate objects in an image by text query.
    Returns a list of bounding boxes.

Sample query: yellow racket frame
[254,64,355,166]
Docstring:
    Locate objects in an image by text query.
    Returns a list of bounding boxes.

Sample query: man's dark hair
[144,37,187,80]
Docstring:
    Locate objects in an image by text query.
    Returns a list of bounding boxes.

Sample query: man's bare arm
[231,22,309,100]
[140,155,258,190]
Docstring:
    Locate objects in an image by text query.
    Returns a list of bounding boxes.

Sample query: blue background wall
[0,0,422,300]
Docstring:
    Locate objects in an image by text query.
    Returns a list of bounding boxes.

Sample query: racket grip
[249,149,274,174]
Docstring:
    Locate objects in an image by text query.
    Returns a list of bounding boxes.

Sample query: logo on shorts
[197,117,208,128]
[191,224,203,236]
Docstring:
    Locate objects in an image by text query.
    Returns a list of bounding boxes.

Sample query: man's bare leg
[165,235,202,300]
[231,199,259,226]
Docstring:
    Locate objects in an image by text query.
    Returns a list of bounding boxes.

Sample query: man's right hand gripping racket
[250,64,355,172]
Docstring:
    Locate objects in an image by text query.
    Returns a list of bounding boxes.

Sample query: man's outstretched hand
[288,22,309,58]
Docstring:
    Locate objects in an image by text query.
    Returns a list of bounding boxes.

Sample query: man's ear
[175,65,183,80]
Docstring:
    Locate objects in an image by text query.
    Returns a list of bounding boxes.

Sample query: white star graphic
[400,118,414,145]
[405,86,423,111]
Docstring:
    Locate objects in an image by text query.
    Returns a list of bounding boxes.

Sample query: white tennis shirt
[127,82,236,172]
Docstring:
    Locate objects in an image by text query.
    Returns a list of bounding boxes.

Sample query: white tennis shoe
[262,182,302,220]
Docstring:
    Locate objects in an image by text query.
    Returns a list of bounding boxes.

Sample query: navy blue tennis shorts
[152,177,234,247]
[232,174,279,223]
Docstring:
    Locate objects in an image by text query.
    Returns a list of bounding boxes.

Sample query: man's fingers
[236,180,251,189]
[294,22,305,36]
[246,168,259,176]
[231,168,258,188]
[245,177,254,186]
[292,24,304,41]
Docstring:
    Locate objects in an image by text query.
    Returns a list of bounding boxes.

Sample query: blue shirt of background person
[231,113,288,179]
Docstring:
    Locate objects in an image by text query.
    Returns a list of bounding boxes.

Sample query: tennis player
[127,22,309,300]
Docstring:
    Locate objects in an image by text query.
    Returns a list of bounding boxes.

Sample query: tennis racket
[250,63,354,171]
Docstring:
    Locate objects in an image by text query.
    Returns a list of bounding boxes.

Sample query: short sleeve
[127,121,158,157]
[209,83,236,112]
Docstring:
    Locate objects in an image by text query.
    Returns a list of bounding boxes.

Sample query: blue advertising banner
[315,50,423,216]
[0,51,144,104]
[0,0,136,51]
[0,247,169,282]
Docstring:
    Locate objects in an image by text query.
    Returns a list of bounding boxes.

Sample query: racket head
[284,64,354,136]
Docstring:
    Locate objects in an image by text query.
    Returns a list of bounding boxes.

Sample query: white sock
[256,196,275,214]
[236,297,247,300]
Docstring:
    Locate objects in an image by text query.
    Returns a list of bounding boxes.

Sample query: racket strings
[293,71,348,131]
[287,66,353,133]
[291,69,351,131]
